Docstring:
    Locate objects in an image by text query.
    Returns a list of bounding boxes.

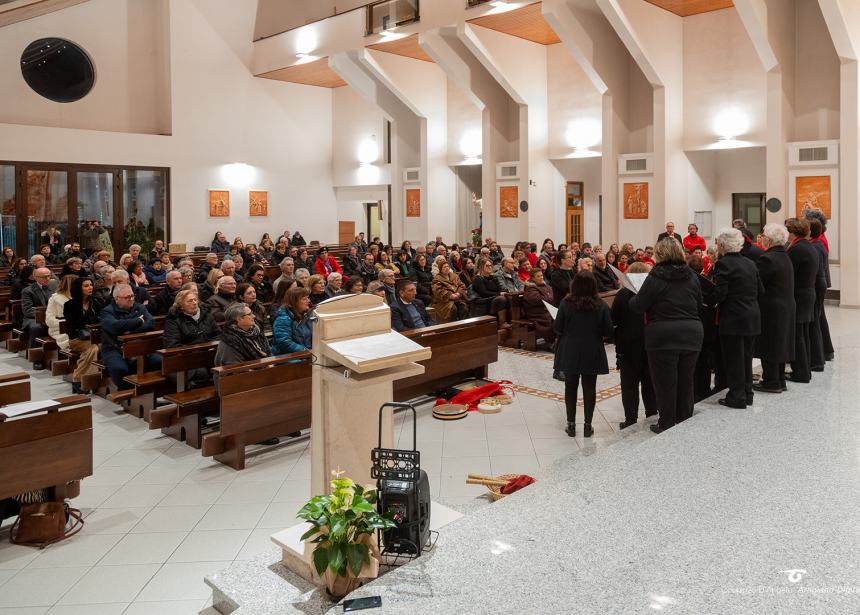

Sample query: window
[0,161,169,258]
[366,0,419,36]
[20,38,95,103]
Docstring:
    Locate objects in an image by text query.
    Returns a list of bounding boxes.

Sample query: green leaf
[300,526,319,542]
[346,543,369,577]
[352,500,374,514]
[312,546,329,576]
[329,544,345,574]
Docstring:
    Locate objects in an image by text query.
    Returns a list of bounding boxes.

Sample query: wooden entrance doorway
[566,181,584,245]
[732,193,765,237]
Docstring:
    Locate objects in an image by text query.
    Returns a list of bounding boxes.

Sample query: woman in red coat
[522,269,555,347]
[683,224,707,254]
[314,246,342,279]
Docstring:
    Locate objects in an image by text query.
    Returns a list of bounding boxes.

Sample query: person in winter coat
[554,271,613,438]
[712,228,764,409]
[409,253,434,306]
[470,257,510,328]
[753,223,796,393]
[164,290,221,388]
[808,219,829,371]
[786,217,819,384]
[46,274,74,352]
[211,232,230,254]
[521,269,555,347]
[271,286,313,355]
[64,277,101,393]
[100,284,156,389]
[629,238,704,433]
[611,262,657,428]
[215,303,271,366]
[236,282,268,331]
[430,260,468,322]
[144,259,167,285]
[206,275,237,324]
[150,270,183,316]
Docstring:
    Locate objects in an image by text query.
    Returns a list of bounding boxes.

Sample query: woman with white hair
[713,228,764,408]
[753,223,796,393]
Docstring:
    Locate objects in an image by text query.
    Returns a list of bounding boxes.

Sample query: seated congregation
[0,209,834,454]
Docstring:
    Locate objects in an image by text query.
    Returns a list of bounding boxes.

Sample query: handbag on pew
[9,501,84,549]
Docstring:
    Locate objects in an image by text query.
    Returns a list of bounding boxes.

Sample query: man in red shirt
[641,245,656,267]
[683,223,707,254]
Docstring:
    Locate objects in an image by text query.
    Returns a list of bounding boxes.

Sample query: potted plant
[298,472,396,600]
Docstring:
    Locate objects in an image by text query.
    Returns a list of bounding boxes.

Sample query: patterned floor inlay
[498,346,620,373]
[512,383,623,406]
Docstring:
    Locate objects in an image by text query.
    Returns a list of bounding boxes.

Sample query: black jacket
[713,252,763,336]
[163,305,221,348]
[21,282,53,328]
[554,300,613,375]
[63,297,100,340]
[755,246,795,363]
[629,262,703,352]
[409,265,434,299]
[207,292,237,324]
[150,286,180,316]
[100,301,154,355]
[787,239,818,323]
[657,232,683,243]
[811,240,829,291]
[471,274,503,299]
[549,268,575,307]
[390,298,435,332]
[611,288,644,356]
[593,265,619,292]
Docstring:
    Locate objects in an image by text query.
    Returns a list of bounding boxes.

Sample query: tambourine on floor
[466,473,533,501]
[432,403,469,421]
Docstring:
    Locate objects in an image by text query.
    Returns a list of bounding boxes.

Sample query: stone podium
[272,293,434,584]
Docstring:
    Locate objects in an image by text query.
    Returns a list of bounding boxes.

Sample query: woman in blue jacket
[271,286,313,355]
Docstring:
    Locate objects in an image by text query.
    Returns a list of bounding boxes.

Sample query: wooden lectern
[309,293,431,495]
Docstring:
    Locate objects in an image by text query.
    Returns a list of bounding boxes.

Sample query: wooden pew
[117,330,167,417]
[0,390,93,502]
[0,291,13,342]
[502,292,537,351]
[201,352,313,470]
[394,316,499,401]
[0,371,31,406]
[149,341,219,447]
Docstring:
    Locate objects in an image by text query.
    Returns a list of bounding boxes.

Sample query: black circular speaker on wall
[520,201,528,212]
[21,37,95,103]
[765,197,782,213]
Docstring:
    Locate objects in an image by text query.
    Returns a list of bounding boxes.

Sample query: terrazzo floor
[0,325,629,614]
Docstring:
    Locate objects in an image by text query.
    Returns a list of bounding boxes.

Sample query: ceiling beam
[0,0,90,28]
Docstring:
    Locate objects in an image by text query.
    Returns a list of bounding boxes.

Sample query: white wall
[331,85,391,187]
[683,8,767,149]
[547,43,602,159]
[551,156,602,246]
[0,0,339,247]
[686,147,766,232]
[447,77,482,167]
[794,0,840,141]
[0,0,171,135]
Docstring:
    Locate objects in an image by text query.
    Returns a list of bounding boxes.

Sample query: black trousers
[564,372,597,425]
[790,322,811,382]
[647,349,698,430]
[24,323,48,348]
[693,339,717,402]
[760,361,786,390]
[619,350,657,424]
[809,285,826,369]
[821,306,834,357]
[719,334,754,407]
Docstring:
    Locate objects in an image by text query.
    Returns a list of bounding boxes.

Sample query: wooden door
[338,220,355,245]
[566,181,584,245]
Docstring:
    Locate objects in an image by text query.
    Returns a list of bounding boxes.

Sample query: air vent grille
[798,147,829,162]
[626,158,647,172]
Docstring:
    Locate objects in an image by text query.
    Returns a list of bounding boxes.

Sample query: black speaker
[371,403,432,556]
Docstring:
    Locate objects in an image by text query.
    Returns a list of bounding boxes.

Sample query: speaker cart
[371,402,436,564]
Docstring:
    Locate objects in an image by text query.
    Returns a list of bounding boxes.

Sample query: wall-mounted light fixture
[221,162,255,188]
[358,135,379,165]
[565,118,601,158]
[713,107,749,141]
[459,128,482,164]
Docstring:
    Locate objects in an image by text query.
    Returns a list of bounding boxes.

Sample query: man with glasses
[99,283,156,390]
[21,267,55,369]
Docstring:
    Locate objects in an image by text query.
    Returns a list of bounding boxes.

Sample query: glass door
[77,170,116,258]
[123,169,167,256]
[23,167,68,257]
[0,165,15,256]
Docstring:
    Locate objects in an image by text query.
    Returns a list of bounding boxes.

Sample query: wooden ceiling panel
[258,57,347,89]
[644,0,734,17]
[367,33,434,63]
[468,2,561,46]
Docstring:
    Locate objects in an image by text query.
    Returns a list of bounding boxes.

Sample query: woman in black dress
[785,218,818,383]
[554,271,613,438]
[630,238,703,433]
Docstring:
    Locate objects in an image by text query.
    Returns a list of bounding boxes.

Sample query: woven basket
[466,473,519,501]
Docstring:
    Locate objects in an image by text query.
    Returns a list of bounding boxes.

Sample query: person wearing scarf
[215,303,271,367]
